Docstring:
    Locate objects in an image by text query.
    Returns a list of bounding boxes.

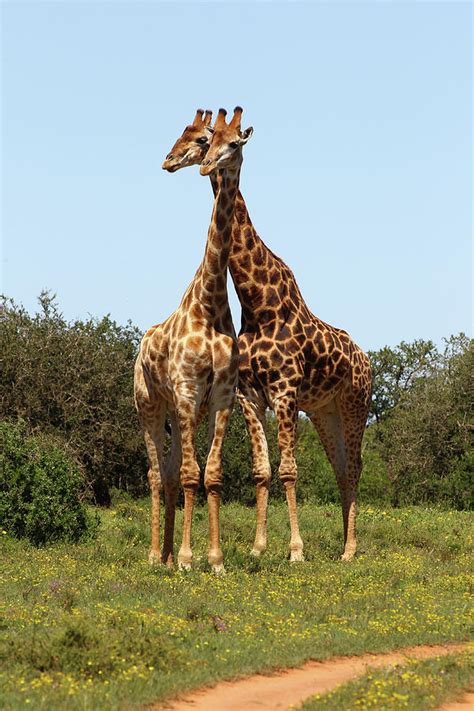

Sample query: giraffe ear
[240,126,253,144]
[204,125,214,135]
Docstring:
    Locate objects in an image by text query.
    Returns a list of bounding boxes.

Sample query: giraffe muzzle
[200,160,215,176]
[162,155,179,172]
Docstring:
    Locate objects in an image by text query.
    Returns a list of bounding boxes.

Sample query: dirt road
[151,642,469,710]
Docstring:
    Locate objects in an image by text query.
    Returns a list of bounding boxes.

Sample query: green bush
[373,335,473,509]
[0,292,146,504]
[359,444,392,506]
[1,292,471,510]
[0,420,98,545]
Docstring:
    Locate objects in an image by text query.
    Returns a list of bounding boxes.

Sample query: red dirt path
[440,692,474,710]
[150,642,470,710]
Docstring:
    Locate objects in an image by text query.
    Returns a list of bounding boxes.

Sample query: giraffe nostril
[166,153,173,161]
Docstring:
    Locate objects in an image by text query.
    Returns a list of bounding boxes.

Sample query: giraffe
[134,106,252,573]
[163,110,372,562]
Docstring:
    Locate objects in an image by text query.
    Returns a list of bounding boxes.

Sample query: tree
[368,339,439,423]
[1,292,146,504]
[377,335,473,508]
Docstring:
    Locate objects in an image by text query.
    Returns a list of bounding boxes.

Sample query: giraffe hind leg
[310,401,354,559]
[139,398,167,566]
[338,394,367,561]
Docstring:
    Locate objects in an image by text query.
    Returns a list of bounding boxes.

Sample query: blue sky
[2,1,472,352]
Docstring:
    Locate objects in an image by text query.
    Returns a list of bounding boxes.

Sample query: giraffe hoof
[341,550,356,562]
[290,549,304,563]
[178,560,192,571]
[148,550,162,566]
[250,547,263,558]
[212,563,226,575]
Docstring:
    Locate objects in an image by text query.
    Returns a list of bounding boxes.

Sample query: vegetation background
[1,292,472,544]
[1,499,472,710]
[1,292,472,709]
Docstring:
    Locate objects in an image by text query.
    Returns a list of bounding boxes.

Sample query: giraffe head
[162,109,213,172]
[200,107,253,176]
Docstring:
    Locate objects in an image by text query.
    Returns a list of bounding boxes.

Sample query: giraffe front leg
[274,394,304,562]
[238,391,271,557]
[205,402,233,574]
[174,393,200,571]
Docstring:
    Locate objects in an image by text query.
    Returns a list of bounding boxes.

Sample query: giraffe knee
[180,464,200,489]
[205,480,222,497]
[278,455,297,484]
[253,467,271,487]
[279,468,297,485]
[147,469,161,490]
[204,466,223,492]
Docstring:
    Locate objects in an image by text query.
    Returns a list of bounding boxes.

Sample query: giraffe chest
[168,329,237,387]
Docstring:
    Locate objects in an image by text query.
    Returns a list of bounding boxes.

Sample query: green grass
[300,651,474,710]
[0,501,472,710]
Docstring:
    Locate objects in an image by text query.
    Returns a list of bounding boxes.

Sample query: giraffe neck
[206,176,310,331]
[194,168,240,314]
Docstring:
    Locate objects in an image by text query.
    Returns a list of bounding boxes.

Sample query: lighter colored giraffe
[134,106,252,573]
[163,110,372,562]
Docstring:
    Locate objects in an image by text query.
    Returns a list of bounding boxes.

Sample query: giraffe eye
[196,136,208,145]
[229,141,239,149]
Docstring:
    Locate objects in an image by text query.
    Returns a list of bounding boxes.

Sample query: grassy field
[1,499,472,709]
[301,651,474,710]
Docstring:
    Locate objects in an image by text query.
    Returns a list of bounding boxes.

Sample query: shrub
[0,292,146,504]
[2,292,471,510]
[375,335,473,509]
[368,339,438,423]
[0,420,98,545]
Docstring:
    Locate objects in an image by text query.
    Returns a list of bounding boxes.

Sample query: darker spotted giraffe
[163,109,372,562]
